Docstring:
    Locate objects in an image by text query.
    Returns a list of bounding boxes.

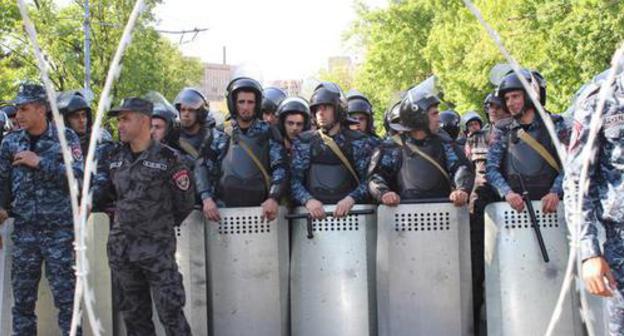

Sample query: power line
[155,27,209,35]
[155,27,209,45]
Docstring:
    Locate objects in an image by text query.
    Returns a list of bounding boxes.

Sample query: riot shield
[376,202,473,336]
[205,206,289,336]
[0,214,113,336]
[289,205,377,336]
[152,210,207,336]
[484,202,583,335]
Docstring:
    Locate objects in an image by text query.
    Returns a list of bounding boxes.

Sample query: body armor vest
[397,137,451,201]
[503,123,559,199]
[306,134,357,204]
[218,129,270,206]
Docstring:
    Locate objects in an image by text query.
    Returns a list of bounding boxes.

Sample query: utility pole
[83,0,91,94]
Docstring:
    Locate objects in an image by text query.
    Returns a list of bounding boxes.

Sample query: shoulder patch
[172,169,191,191]
[71,144,83,161]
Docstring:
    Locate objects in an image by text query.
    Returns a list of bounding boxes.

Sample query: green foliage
[347,0,624,127]
[0,0,202,128]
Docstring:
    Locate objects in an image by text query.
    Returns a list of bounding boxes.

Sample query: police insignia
[72,145,83,161]
[173,170,190,191]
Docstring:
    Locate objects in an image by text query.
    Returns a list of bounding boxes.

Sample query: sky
[152,0,388,82]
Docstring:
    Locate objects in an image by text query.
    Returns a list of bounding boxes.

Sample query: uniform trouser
[108,236,191,336]
[11,227,80,336]
[469,184,498,335]
[603,233,624,336]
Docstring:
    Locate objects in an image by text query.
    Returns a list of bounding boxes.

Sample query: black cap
[108,97,153,117]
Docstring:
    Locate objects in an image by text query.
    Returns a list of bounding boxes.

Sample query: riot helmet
[174,87,210,124]
[309,81,347,130]
[399,76,442,132]
[262,87,288,115]
[226,77,263,119]
[276,96,311,138]
[346,89,374,133]
[57,90,92,128]
[145,91,180,144]
[496,69,547,115]
[439,109,461,139]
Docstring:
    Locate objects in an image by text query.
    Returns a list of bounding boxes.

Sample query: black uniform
[92,140,195,336]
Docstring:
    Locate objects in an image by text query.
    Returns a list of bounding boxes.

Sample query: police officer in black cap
[485,69,569,214]
[174,87,215,154]
[276,96,312,156]
[92,97,195,335]
[368,78,474,206]
[346,89,381,147]
[262,86,288,125]
[196,76,288,222]
[290,81,372,219]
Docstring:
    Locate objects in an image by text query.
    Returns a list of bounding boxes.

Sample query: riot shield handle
[285,209,376,239]
[305,216,313,239]
[515,175,550,263]
[401,198,450,204]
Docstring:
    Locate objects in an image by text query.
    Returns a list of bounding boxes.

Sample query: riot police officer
[463,111,484,137]
[290,82,372,219]
[92,97,195,335]
[567,69,624,335]
[437,109,470,160]
[347,89,381,146]
[57,90,113,156]
[439,109,462,140]
[150,99,199,169]
[463,103,501,334]
[484,91,510,129]
[382,93,406,139]
[197,77,288,222]
[367,79,473,207]
[262,86,287,125]
[151,102,179,144]
[174,87,215,153]
[486,69,568,213]
[276,96,311,156]
[0,83,84,335]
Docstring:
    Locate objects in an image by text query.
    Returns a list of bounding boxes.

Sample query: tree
[347,0,624,132]
[0,0,203,127]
